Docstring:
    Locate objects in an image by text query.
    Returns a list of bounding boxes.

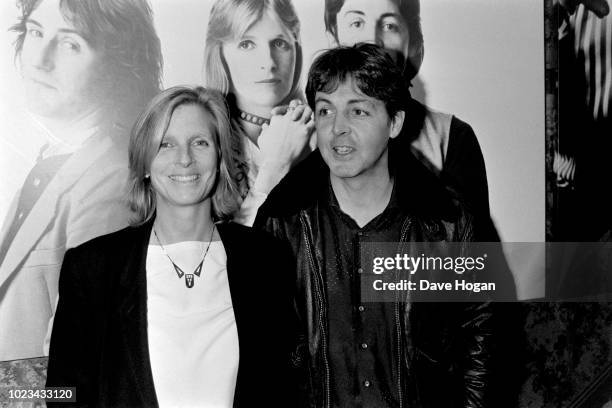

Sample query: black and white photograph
[0,0,609,407]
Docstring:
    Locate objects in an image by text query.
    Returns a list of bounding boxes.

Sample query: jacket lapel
[117,219,159,408]
[217,223,247,407]
[0,135,114,286]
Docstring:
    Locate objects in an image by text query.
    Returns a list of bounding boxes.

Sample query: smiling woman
[45,86,301,407]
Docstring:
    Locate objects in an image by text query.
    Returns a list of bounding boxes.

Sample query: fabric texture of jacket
[46,219,299,407]
[254,148,495,408]
[0,131,131,361]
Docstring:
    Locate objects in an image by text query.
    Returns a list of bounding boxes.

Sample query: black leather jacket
[255,149,495,408]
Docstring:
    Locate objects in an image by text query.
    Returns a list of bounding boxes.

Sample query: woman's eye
[159,141,172,149]
[194,139,210,147]
[272,38,290,50]
[238,40,255,50]
[353,109,369,116]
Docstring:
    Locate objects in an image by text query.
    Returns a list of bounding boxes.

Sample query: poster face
[0,0,541,350]
[2,1,606,408]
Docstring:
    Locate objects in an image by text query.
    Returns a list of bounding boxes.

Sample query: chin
[329,164,360,180]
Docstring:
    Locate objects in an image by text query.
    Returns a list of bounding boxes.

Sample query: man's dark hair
[306,43,408,119]
[323,0,423,80]
[11,0,163,127]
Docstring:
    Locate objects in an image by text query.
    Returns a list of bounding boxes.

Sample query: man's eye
[272,38,290,50]
[26,28,42,38]
[349,19,364,29]
[381,23,400,33]
[353,109,369,116]
[238,40,255,50]
[59,40,80,52]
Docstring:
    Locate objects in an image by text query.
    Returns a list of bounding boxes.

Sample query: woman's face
[223,11,296,112]
[150,104,218,213]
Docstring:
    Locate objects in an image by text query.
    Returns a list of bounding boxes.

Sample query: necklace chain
[153,223,216,288]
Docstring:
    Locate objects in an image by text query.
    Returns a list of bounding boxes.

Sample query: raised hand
[252,99,315,194]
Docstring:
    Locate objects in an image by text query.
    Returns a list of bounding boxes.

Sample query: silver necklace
[153,224,216,288]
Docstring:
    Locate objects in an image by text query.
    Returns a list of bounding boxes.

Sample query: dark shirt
[320,179,407,408]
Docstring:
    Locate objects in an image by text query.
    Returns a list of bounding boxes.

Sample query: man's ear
[326,30,339,47]
[389,111,405,139]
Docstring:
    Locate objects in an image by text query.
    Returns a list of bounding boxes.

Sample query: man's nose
[357,24,384,48]
[332,113,350,136]
[33,39,57,72]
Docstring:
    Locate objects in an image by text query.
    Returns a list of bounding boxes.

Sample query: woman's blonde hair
[203,0,303,103]
[127,86,242,225]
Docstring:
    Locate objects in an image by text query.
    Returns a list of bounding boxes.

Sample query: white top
[146,241,239,408]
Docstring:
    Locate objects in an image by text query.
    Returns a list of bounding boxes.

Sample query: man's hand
[559,0,609,18]
[253,99,315,194]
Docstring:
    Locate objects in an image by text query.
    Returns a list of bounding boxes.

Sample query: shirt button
[363,380,371,388]
[357,268,363,274]
[18,212,24,219]
[358,305,365,312]
[33,178,41,187]
[361,343,368,350]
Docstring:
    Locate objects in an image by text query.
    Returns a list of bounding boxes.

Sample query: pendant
[171,259,204,288]
[185,274,194,288]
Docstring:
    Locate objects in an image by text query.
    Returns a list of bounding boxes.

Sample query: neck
[153,201,216,244]
[235,98,274,145]
[35,108,101,139]
[239,119,264,146]
[330,165,394,228]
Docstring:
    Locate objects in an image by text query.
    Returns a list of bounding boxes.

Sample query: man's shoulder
[256,150,328,222]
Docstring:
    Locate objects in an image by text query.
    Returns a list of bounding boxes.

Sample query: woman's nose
[177,145,194,166]
[258,45,278,72]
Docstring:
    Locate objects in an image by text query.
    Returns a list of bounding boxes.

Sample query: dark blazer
[46,219,299,407]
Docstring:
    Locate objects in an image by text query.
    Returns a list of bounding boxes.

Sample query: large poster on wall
[0,0,552,406]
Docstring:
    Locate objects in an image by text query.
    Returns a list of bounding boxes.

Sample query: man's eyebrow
[343,10,365,17]
[348,98,375,106]
[315,96,332,104]
[25,18,42,27]
[380,13,402,19]
[25,18,82,36]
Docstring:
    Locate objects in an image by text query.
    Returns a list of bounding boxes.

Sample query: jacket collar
[257,145,459,224]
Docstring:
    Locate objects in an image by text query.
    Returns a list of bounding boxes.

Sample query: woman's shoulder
[67,224,148,260]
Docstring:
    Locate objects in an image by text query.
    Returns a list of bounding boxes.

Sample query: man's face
[332,0,410,66]
[19,0,100,120]
[314,77,403,181]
